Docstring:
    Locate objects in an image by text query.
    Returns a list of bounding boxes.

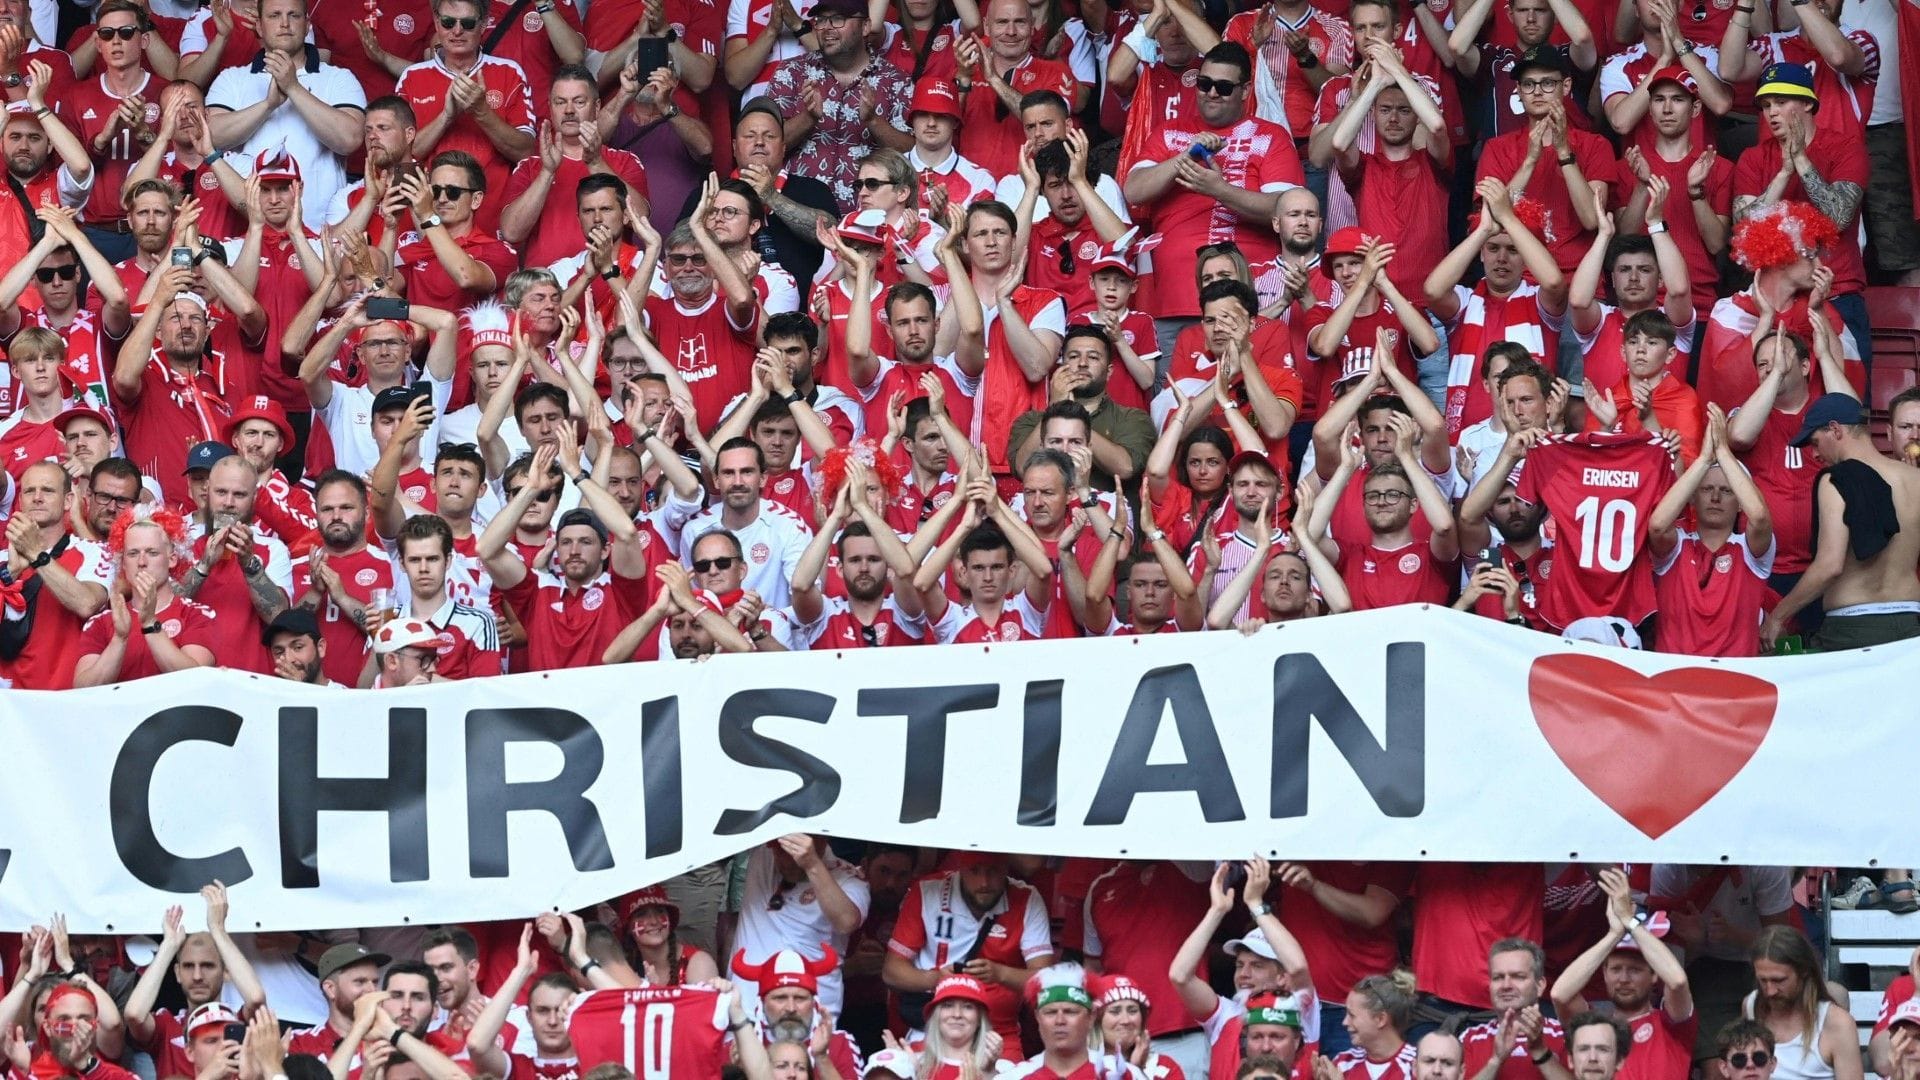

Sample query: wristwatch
[534,1,554,11]
[1249,901,1271,917]
[418,213,444,230]
[1078,491,1100,508]
[599,265,621,280]
[141,621,164,635]
[1531,1051,1554,1065]
[1,73,21,89]
[1646,220,1668,235]
[240,554,264,577]
[27,549,52,570]
[779,388,805,406]
[1145,528,1166,543]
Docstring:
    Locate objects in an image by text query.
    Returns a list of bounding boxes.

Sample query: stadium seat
[1864,288,1920,452]
[1826,906,1920,1078]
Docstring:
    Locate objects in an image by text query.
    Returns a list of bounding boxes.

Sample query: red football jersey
[1652,532,1774,658]
[1513,432,1674,630]
[565,986,730,1076]
[1332,1042,1417,1080]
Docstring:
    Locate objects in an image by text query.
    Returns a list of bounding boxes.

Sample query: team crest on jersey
[1398,553,1421,574]
[1714,552,1733,574]
[394,13,415,31]
[288,252,302,270]
[998,622,1022,641]
[436,631,457,654]
[522,9,544,29]
[931,490,953,508]
[356,568,380,587]
[1078,239,1100,260]
[751,542,770,563]
[635,530,652,550]
[486,88,506,110]
[199,171,219,190]
[144,102,161,125]
[163,618,182,636]
[1633,1024,1653,1044]
[583,586,605,611]
[1538,558,1553,577]
[774,476,795,494]
[932,33,948,49]
[405,484,427,502]
[1181,68,1197,86]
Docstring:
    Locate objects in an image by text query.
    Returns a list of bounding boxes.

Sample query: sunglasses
[439,14,479,29]
[855,177,894,192]
[437,440,478,455]
[1727,1054,1772,1069]
[1058,245,1075,275]
[1195,75,1243,96]
[96,24,141,39]
[692,556,737,572]
[666,253,708,267]
[506,485,558,503]
[767,882,792,911]
[431,183,476,201]
[35,265,78,283]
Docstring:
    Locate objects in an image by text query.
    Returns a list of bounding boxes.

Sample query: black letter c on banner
[110,706,253,892]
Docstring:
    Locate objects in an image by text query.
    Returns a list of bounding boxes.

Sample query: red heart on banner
[1527,655,1777,838]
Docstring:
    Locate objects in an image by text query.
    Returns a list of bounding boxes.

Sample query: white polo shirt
[205,45,366,225]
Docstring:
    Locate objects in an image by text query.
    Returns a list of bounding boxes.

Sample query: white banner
[2,606,1913,932]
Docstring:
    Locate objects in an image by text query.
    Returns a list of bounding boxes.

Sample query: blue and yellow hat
[1756,62,1818,106]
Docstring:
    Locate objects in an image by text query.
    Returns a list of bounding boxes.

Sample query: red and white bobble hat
[462,301,515,352]
[373,618,439,655]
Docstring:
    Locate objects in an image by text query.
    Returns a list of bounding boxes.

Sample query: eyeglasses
[812,12,857,27]
[431,183,476,201]
[606,357,647,370]
[1518,77,1563,93]
[439,14,479,29]
[506,485,558,503]
[35,265,78,283]
[855,177,895,192]
[91,491,137,507]
[1195,75,1243,96]
[666,253,708,267]
[359,338,408,351]
[96,24,141,39]
[767,881,792,910]
[692,556,737,572]
[709,205,749,219]
[1726,1054,1772,1069]
[1363,490,1413,504]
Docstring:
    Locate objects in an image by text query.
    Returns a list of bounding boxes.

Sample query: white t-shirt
[676,499,814,608]
[205,49,367,225]
[733,844,870,1020]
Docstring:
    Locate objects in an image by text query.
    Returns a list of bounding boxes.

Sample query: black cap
[739,96,785,128]
[261,607,321,648]
[1790,393,1864,447]
[1513,45,1567,79]
[555,507,609,543]
[810,0,864,16]
[183,441,234,474]
[372,384,416,415]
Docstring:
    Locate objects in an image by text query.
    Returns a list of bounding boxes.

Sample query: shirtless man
[1762,394,1920,651]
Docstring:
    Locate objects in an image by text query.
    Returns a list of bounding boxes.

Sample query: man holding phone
[123,882,269,1080]
[297,294,460,477]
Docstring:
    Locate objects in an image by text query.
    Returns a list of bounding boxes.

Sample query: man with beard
[1324,40,1451,299]
[0,61,93,230]
[500,66,649,270]
[885,853,1055,1059]
[124,885,267,1080]
[224,397,314,545]
[1266,188,1331,335]
[1551,868,1694,1080]
[1188,450,1284,620]
[27,985,138,1080]
[1007,327,1153,498]
[286,944,393,1060]
[674,438,812,607]
[262,607,334,684]
[1305,411,1459,611]
[791,477,927,649]
[1009,965,1142,1079]
[112,180,185,301]
[647,177,760,424]
[77,458,141,544]
[734,948,863,1078]
[844,239,982,441]
[763,0,912,206]
[329,97,420,246]
[481,443,646,671]
[0,459,110,690]
[1457,415,1555,630]
[110,264,257,502]
[1453,349,1562,494]
[726,99,838,292]
[293,471,394,685]
[421,929,484,1041]
[317,967,470,1080]
[380,963,441,1045]
[175,455,294,672]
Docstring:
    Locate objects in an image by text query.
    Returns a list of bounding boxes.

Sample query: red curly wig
[818,438,904,510]
[107,504,192,573]
[1731,200,1840,271]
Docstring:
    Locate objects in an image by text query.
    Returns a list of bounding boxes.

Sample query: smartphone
[1476,548,1496,571]
[1186,142,1214,164]
[409,379,434,405]
[222,1023,248,1045]
[635,37,671,81]
[366,296,410,322]
[169,246,194,267]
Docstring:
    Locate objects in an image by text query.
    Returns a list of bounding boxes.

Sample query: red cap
[53,404,113,434]
[929,974,992,1010]
[910,78,962,120]
[1323,226,1369,260]
[1227,449,1278,479]
[618,885,680,932]
[225,394,295,449]
[1648,65,1699,96]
